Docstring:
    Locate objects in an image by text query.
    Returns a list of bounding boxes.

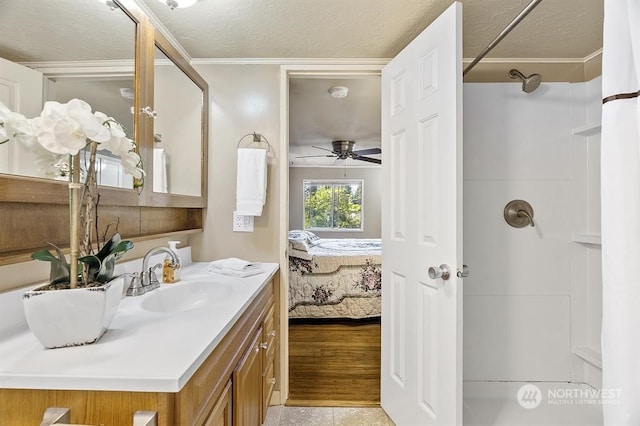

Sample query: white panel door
[381,2,463,425]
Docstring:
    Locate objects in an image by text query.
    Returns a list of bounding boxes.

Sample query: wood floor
[288,318,381,406]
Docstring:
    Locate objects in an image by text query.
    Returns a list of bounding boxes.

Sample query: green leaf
[31,243,71,284]
[78,255,101,267]
[95,233,121,261]
[31,249,60,262]
[96,253,116,282]
[111,240,134,259]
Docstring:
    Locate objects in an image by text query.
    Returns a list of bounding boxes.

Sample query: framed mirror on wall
[151,32,208,208]
[0,0,137,190]
[0,0,208,265]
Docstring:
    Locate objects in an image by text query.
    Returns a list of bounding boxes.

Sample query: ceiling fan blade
[352,155,382,164]
[311,145,336,153]
[352,147,381,155]
[295,154,337,158]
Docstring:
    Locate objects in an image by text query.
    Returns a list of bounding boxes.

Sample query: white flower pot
[23,276,125,349]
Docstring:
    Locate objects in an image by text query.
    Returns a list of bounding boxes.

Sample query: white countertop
[0,260,279,393]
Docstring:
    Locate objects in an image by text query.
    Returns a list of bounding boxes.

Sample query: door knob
[428,264,451,281]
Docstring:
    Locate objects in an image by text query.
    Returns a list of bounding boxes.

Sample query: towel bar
[237,132,272,152]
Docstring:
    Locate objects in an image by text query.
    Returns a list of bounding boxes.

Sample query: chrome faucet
[126,246,179,296]
[142,247,179,287]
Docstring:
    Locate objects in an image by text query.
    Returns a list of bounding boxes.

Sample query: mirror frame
[148,31,208,208]
[0,0,144,207]
[0,0,208,208]
[0,0,208,265]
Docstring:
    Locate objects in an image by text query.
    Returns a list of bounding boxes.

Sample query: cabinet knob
[267,330,277,338]
[268,378,277,385]
[259,342,269,350]
[254,345,260,353]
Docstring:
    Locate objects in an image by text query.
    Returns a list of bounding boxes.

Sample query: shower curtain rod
[463,0,543,76]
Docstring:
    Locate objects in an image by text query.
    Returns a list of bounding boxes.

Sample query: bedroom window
[303,180,363,231]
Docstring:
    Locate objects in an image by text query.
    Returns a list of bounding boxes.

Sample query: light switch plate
[233,211,254,232]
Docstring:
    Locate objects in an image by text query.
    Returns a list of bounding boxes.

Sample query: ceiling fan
[296,140,382,164]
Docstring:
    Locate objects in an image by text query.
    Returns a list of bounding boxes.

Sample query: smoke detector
[328,86,349,98]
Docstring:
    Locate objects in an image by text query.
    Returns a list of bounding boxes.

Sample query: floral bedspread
[288,239,382,319]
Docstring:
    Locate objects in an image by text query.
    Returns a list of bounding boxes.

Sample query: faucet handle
[125,272,145,297]
[147,263,163,288]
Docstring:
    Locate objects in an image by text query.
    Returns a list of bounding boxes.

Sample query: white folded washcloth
[236,148,267,216]
[210,267,263,278]
[208,258,263,278]
[208,257,260,272]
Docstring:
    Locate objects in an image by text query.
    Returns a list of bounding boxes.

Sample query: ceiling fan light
[328,86,349,99]
[159,0,197,9]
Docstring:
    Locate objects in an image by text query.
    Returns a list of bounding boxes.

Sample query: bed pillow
[288,238,312,252]
[288,230,319,244]
[288,230,320,252]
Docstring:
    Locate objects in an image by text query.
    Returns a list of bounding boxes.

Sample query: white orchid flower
[67,99,111,143]
[5,112,37,148]
[120,150,144,180]
[2,99,144,181]
[32,101,86,155]
[94,111,127,139]
[32,115,85,155]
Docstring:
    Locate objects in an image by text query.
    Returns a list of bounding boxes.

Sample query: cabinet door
[233,328,263,426]
[203,380,232,426]
[261,302,277,422]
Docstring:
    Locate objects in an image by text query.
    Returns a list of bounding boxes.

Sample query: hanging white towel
[236,148,267,216]
[153,148,168,193]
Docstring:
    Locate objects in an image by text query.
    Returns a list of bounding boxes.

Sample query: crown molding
[19,60,135,79]
[191,58,391,66]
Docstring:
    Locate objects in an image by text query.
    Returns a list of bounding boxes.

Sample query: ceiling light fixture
[159,0,197,9]
[328,86,349,99]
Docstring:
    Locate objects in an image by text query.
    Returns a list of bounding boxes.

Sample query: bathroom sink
[140,281,232,313]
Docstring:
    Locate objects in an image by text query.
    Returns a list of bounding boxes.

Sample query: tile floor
[264,406,394,426]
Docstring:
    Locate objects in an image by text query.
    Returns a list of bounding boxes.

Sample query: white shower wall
[463,79,602,385]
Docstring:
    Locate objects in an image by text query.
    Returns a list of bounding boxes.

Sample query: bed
[287,231,382,319]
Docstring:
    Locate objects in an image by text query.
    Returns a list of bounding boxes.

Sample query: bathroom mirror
[152,37,207,205]
[0,0,136,189]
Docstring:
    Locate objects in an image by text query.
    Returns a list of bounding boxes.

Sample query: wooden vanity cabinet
[177,277,277,426]
[0,275,279,426]
[233,328,264,426]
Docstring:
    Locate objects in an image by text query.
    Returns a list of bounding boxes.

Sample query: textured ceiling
[0,0,604,168]
[0,0,603,62]
[141,0,603,60]
[0,0,135,62]
[289,77,382,166]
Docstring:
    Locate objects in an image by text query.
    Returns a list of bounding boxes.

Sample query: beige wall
[191,64,282,263]
[288,167,382,239]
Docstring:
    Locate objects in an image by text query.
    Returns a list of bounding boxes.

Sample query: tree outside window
[303,180,363,231]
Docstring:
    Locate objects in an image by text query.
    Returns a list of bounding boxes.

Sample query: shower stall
[461,75,604,425]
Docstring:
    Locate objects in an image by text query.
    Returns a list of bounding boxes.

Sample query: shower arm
[463,0,543,76]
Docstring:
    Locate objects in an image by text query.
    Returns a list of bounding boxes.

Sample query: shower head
[509,68,542,93]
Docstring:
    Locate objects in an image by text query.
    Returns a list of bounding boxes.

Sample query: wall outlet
[233,211,254,232]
